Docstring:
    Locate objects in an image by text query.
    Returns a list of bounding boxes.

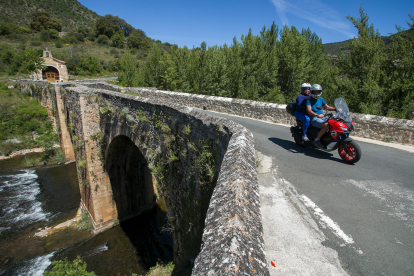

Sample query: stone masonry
[84,81,414,145]
[14,80,269,275]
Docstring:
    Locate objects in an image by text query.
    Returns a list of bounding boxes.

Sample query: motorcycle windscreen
[334,98,352,122]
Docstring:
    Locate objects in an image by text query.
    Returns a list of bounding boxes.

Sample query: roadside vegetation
[114,7,413,119]
[44,256,173,276]
[0,80,64,164]
[0,11,173,80]
[1,5,412,121]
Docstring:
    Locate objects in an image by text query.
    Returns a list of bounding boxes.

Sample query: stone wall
[83,82,414,145]
[14,80,75,162]
[15,80,269,275]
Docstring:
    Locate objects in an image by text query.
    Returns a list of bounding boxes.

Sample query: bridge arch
[105,135,155,221]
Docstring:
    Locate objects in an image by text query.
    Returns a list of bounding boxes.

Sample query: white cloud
[270,0,290,26]
[269,0,356,39]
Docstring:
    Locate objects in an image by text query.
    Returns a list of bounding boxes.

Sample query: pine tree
[337,5,385,114]
[382,14,414,119]
[118,49,139,87]
[276,25,311,102]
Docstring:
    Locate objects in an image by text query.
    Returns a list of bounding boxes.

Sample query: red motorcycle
[286,98,362,164]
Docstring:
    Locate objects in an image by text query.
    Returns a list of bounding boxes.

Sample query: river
[0,155,173,275]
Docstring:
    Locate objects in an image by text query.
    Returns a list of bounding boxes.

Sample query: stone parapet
[192,124,269,275]
[83,82,414,145]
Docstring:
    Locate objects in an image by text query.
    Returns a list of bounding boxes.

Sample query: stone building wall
[83,82,414,145]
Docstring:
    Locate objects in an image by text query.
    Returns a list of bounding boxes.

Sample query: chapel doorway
[43,66,60,82]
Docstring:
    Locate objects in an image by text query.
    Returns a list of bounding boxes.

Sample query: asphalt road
[203,110,414,276]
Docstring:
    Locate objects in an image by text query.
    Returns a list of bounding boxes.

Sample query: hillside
[0,0,99,31]
[323,30,410,56]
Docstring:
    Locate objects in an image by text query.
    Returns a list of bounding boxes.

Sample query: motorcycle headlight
[340,127,349,131]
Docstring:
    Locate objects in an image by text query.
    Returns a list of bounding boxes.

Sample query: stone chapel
[33,48,69,82]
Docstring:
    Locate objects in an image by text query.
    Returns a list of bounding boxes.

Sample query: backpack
[286,102,296,116]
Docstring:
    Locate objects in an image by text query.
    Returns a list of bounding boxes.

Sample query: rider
[306,84,336,149]
[294,83,312,141]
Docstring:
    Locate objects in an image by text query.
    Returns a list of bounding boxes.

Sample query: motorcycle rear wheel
[338,140,361,163]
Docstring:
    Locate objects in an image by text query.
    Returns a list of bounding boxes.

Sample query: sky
[78,0,414,48]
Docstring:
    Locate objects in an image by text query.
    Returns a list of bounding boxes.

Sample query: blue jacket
[296,94,309,112]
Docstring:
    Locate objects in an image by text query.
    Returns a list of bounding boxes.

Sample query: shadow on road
[268,137,353,165]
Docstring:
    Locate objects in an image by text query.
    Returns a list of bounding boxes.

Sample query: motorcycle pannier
[286,102,296,116]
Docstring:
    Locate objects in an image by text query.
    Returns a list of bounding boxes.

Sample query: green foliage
[337,5,385,115]
[136,108,150,123]
[44,256,96,276]
[111,32,125,48]
[146,261,174,276]
[96,34,109,45]
[30,11,62,32]
[118,49,140,87]
[75,213,93,231]
[78,159,86,168]
[2,47,45,75]
[183,124,191,135]
[381,13,414,119]
[0,82,57,156]
[95,14,137,38]
[0,22,31,36]
[127,33,150,49]
[335,7,414,118]
[195,143,216,183]
[82,179,90,187]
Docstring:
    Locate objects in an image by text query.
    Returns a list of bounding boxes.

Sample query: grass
[145,262,174,276]
[0,80,61,156]
[22,148,66,167]
[75,213,93,232]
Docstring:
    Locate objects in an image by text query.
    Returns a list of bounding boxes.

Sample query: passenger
[306,84,336,148]
[294,83,312,142]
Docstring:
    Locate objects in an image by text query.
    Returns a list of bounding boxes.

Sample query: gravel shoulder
[256,151,349,275]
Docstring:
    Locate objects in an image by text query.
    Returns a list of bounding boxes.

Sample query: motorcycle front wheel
[338,140,362,164]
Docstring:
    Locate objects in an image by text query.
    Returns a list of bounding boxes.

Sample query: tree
[142,44,163,87]
[111,32,125,48]
[381,14,414,119]
[337,5,385,115]
[276,25,311,102]
[44,256,96,276]
[127,33,150,49]
[96,34,109,45]
[30,11,62,32]
[118,50,140,87]
[94,14,136,38]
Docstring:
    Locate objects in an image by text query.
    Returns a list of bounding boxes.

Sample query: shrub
[146,262,174,276]
[44,256,96,276]
[75,213,93,231]
[96,34,109,45]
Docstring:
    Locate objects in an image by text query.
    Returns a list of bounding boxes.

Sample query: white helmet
[301,82,311,94]
[311,84,322,99]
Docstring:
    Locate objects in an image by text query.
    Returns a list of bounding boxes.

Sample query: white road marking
[301,195,354,244]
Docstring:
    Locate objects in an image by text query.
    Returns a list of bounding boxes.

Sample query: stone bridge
[15,80,268,275]
[14,79,414,275]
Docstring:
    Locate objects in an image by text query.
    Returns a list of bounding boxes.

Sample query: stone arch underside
[105,135,155,221]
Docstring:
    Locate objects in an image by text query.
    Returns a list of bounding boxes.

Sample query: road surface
[203,109,414,276]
